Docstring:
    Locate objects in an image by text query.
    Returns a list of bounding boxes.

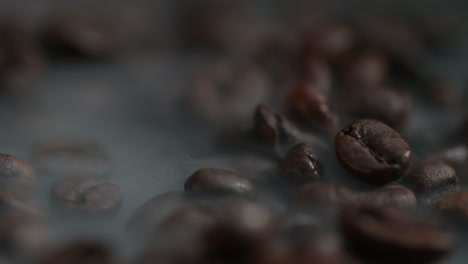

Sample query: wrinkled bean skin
[341,206,454,264]
[400,161,458,202]
[292,183,416,211]
[185,168,254,197]
[280,143,321,187]
[335,119,411,185]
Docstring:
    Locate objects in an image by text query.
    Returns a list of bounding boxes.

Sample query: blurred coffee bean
[202,198,275,264]
[427,79,459,106]
[292,183,416,211]
[41,16,117,59]
[254,104,298,150]
[185,168,254,197]
[335,119,411,185]
[159,204,214,230]
[234,154,280,188]
[190,61,270,126]
[298,58,332,91]
[50,178,122,217]
[341,50,389,85]
[285,82,339,133]
[39,240,113,264]
[426,145,468,182]
[400,161,458,203]
[434,192,468,223]
[341,206,454,263]
[344,85,412,127]
[0,154,37,200]
[127,191,186,238]
[31,139,112,179]
[280,143,321,188]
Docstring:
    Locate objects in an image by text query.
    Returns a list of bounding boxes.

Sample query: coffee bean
[159,204,214,230]
[127,191,186,238]
[344,86,412,127]
[434,192,468,223]
[184,168,254,197]
[254,104,298,150]
[341,206,454,263]
[0,154,37,200]
[426,145,468,183]
[285,82,339,133]
[335,119,411,185]
[400,161,458,203]
[342,50,389,85]
[50,178,121,217]
[41,16,117,59]
[31,139,112,179]
[280,143,321,188]
[292,183,416,211]
[190,61,269,125]
[39,240,113,264]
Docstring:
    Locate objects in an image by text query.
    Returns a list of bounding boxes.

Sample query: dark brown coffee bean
[341,206,454,264]
[127,191,186,238]
[0,154,37,200]
[342,50,389,85]
[202,198,274,264]
[39,240,113,264]
[434,192,468,222]
[426,145,468,183]
[31,139,112,179]
[400,161,458,202]
[280,143,321,187]
[285,82,339,133]
[190,61,269,125]
[344,86,412,127]
[254,104,298,149]
[41,16,117,59]
[184,168,254,197]
[335,119,411,185]
[292,183,416,211]
[50,178,121,217]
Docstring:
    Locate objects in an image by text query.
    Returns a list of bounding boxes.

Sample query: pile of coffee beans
[0,1,468,263]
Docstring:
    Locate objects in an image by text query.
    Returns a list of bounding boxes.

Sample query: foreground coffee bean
[335,119,411,185]
[0,154,37,200]
[344,86,412,127]
[127,191,187,238]
[31,139,112,179]
[202,198,275,264]
[434,192,468,223]
[280,143,321,188]
[41,16,117,59]
[50,178,121,217]
[285,82,339,133]
[400,161,458,203]
[185,168,254,197]
[341,206,454,263]
[292,183,416,211]
[39,240,113,264]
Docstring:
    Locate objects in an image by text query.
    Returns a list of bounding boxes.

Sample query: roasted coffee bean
[31,139,112,179]
[254,104,298,149]
[426,145,468,182]
[280,143,321,187]
[400,161,458,203]
[335,119,411,185]
[292,183,416,211]
[190,61,269,125]
[342,50,389,85]
[127,191,187,238]
[39,240,113,264]
[0,154,37,200]
[41,16,117,59]
[50,178,122,217]
[434,192,468,222]
[285,82,339,133]
[202,198,275,264]
[344,86,412,127]
[341,206,454,264]
[184,168,254,197]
